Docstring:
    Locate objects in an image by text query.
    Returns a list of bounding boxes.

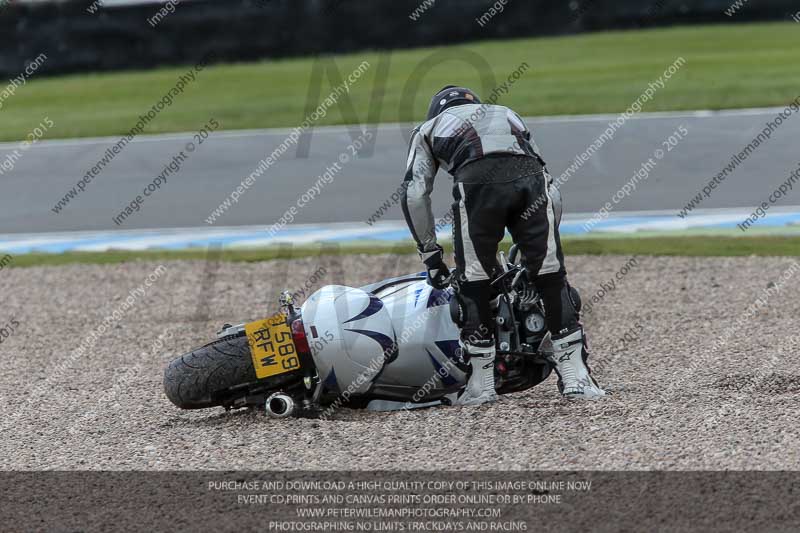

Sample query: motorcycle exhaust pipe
[265,393,296,418]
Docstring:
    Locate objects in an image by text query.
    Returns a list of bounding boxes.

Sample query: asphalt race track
[2,253,799,470]
[2,108,799,233]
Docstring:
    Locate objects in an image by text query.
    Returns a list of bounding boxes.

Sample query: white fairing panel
[301,285,397,395]
[375,281,467,389]
[301,279,467,397]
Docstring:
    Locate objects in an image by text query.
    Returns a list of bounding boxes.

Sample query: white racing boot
[551,328,606,399]
[453,343,498,406]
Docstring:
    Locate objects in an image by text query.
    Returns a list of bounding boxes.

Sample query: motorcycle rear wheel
[163,333,260,409]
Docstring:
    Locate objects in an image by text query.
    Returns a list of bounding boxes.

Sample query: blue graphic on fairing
[324,368,338,389]
[344,296,384,323]
[434,340,461,363]
[413,286,424,307]
[426,350,458,387]
[344,329,397,358]
[426,288,450,308]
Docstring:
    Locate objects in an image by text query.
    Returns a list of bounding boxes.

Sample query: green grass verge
[5,236,800,269]
[3,22,799,141]
[563,236,800,256]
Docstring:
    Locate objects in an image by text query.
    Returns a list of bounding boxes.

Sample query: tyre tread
[164,334,256,409]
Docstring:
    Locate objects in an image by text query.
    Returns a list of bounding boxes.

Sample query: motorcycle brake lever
[490,267,519,288]
[510,269,526,289]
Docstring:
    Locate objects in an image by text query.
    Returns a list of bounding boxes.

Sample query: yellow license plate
[245,314,301,379]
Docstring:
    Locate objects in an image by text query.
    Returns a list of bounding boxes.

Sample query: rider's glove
[420,245,452,290]
[511,268,537,305]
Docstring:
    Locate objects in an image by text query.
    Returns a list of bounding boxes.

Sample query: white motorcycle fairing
[300,274,469,404]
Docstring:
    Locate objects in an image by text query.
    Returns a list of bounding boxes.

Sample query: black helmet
[426,86,481,120]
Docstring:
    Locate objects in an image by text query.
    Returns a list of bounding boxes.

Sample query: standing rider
[401,86,606,405]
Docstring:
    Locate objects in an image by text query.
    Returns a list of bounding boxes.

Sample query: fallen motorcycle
[163,245,584,417]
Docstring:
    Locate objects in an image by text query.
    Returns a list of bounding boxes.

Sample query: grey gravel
[1,254,799,470]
